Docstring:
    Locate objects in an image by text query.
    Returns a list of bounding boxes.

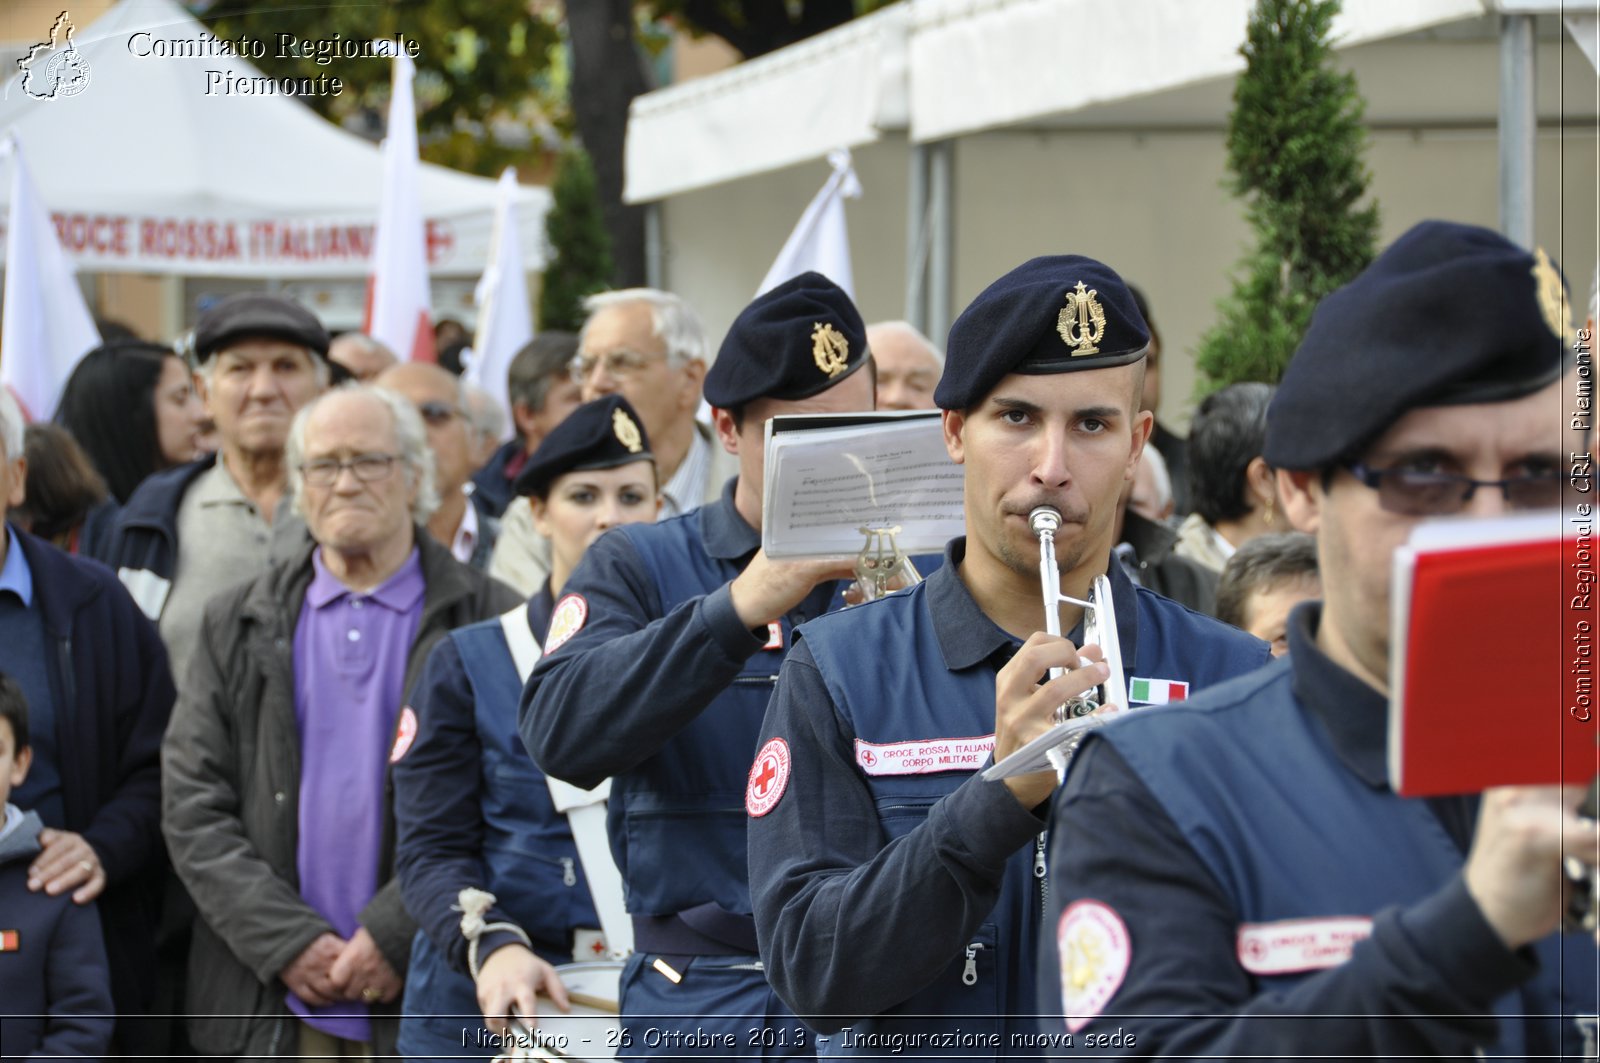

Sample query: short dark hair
[14,424,109,543]
[0,672,29,751]
[1188,382,1274,526]
[1215,531,1320,630]
[56,341,180,505]
[509,332,580,414]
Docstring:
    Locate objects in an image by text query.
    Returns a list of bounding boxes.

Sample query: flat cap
[193,293,330,363]
[514,395,654,499]
[703,272,867,409]
[1265,220,1573,470]
[935,255,1150,410]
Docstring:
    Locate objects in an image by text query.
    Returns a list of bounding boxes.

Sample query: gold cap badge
[1533,247,1571,341]
[812,322,850,378]
[1057,281,1107,356]
[612,408,643,453]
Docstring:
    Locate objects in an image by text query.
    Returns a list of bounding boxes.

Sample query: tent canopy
[0,0,550,277]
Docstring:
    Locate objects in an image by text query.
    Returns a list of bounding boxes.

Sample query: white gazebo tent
[0,0,550,289]
[623,0,1598,416]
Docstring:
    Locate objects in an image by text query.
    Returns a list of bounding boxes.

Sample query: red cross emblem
[859,748,877,767]
[745,738,790,818]
[424,220,455,264]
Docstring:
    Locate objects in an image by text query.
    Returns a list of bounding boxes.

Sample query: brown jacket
[161,531,520,1057]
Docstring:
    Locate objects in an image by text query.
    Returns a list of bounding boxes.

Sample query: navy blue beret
[1265,220,1573,470]
[193,293,329,362]
[514,395,654,499]
[935,255,1150,410]
[703,271,868,409]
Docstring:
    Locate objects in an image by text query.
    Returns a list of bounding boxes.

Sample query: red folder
[1389,511,1600,796]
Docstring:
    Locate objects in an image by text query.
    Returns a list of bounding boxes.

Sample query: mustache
[1002,499,1090,525]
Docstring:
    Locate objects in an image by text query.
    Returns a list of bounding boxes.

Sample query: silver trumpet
[1029,505,1128,725]
[982,507,1129,782]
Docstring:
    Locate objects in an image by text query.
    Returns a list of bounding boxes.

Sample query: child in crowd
[0,673,114,1059]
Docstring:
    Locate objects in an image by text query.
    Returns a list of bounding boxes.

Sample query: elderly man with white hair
[866,320,943,411]
[489,288,736,593]
[161,385,518,1060]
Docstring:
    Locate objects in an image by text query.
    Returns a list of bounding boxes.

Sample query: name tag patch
[763,622,783,651]
[853,734,995,776]
[1236,916,1372,976]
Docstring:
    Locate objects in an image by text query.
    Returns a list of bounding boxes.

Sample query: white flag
[366,47,434,362]
[0,135,100,421]
[758,148,862,298]
[466,167,533,428]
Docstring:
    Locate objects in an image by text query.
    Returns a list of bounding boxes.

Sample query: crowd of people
[0,217,1592,1061]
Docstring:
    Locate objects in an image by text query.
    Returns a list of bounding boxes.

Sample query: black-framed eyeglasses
[417,400,461,426]
[1346,460,1565,516]
[300,453,400,487]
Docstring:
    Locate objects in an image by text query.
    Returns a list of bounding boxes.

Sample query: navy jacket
[523,479,849,924]
[749,540,1270,1056]
[101,454,214,590]
[8,531,175,1027]
[471,440,525,520]
[395,586,601,975]
[1045,603,1599,1058]
[0,809,114,1060]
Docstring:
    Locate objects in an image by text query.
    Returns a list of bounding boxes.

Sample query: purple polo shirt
[289,547,424,1040]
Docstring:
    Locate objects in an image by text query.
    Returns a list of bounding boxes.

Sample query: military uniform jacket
[1044,603,1599,1059]
[522,479,845,923]
[748,539,1270,1057]
[395,584,603,988]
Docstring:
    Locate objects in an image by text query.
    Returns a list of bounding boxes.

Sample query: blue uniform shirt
[749,538,1270,1057]
[1043,602,1600,1058]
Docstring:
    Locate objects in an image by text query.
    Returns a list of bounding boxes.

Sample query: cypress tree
[1195,0,1380,389]
[539,147,615,331]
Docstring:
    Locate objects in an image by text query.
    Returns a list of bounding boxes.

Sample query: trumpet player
[746,256,1269,1054]
[1042,221,1597,1056]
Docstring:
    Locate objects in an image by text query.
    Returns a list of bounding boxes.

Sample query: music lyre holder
[854,525,922,603]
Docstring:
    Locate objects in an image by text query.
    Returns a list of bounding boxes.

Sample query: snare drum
[495,960,623,1062]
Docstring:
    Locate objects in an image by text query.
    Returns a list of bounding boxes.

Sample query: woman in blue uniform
[392,395,658,1060]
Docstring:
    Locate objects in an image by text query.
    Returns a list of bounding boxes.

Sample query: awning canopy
[623,4,909,204]
[906,0,1485,142]
[0,0,551,278]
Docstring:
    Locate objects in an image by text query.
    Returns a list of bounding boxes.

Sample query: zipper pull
[1034,835,1048,879]
[561,857,577,887]
[962,943,984,986]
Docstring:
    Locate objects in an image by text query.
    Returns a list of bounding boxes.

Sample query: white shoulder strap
[498,605,633,958]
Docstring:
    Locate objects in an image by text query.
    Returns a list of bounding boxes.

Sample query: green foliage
[1195,0,1380,391]
[197,0,565,177]
[539,149,614,331]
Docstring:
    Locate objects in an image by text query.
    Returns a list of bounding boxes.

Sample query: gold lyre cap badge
[1057,281,1108,356]
[612,408,644,453]
[812,322,851,378]
[1533,247,1571,341]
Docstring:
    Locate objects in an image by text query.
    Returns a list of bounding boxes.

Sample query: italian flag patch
[1129,677,1189,704]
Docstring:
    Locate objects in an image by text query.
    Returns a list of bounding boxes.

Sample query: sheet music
[761,413,965,559]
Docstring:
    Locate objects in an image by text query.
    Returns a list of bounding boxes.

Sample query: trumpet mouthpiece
[1028,506,1062,535]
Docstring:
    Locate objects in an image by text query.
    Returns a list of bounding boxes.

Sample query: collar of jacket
[1119,509,1180,566]
[15,528,103,639]
[240,527,481,635]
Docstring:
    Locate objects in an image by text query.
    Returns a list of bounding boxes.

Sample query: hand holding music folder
[1389,511,1599,796]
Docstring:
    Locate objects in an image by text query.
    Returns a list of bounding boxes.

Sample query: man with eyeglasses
[377,362,499,570]
[1040,220,1597,1057]
[162,385,518,1060]
[489,290,738,595]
